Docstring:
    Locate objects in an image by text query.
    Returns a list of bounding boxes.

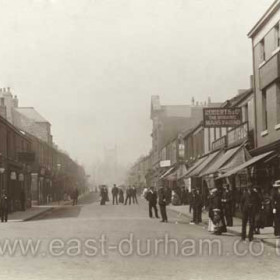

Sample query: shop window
[262,89,268,130]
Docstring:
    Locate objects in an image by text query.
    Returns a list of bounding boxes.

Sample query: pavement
[8,192,93,222]
[167,204,279,248]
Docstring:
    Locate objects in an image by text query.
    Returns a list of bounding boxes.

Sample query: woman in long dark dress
[100,186,107,205]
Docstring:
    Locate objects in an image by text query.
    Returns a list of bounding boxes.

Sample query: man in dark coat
[112,184,119,205]
[132,186,138,204]
[124,186,132,205]
[272,180,280,237]
[0,191,8,222]
[146,187,159,218]
[221,185,233,227]
[158,186,168,222]
[118,187,124,204]
[241,183,261,241]
[192,189,203,224]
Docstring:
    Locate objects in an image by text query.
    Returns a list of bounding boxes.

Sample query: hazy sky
[0,0,273,171]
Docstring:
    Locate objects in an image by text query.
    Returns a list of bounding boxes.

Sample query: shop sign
[18,173,24,182]
[178,143,185,159]
[227,122,248,147]
[203,108,242,127]
[160,160,171,168]
[212,136,227,151]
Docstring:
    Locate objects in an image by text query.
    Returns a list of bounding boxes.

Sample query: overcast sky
[0,0,273,171]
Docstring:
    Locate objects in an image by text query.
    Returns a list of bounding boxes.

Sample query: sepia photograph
[1,0,280,279]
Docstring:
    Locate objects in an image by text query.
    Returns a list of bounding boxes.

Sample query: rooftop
[15,107,49,123]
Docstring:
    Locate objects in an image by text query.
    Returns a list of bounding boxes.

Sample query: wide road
[0,193,280,280]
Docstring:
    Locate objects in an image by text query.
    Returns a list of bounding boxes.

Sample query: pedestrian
[192,189,203,224]
[189,189,195,221]
[132,186,138,204]
[72,188,79,206]
[20,189,26,211]
[146,186,159,218]
[112,184,119,205]
[221,184,233,227]
[124,186,132,205]
[118,187,124,204]
[254,186,263,234]
[100,186,107,205]
[272,180,280,237]
[208,188,216,233]
[209,188,224,235]
[0,191,8,222]
[240,182,261,242]
[158,185,168,223]
[181,186,187,205]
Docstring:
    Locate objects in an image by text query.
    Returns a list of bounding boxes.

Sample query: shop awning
[178,156,207,180]
[159,166,176,179]
[216,151,274,179]
[199,145,243,177]
[188,150,221,177]
[218,146,251,173]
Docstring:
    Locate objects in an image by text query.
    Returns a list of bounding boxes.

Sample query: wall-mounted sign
[227,122,248,147]
[212,136,227,151]
[203,108,242,127]
[18,173,24,182]
[178,143,185,159]
[18,152,35,163]
[160,160,171,168]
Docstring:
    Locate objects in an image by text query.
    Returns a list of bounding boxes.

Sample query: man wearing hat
[272,180,280,237]
[240,182,261,241]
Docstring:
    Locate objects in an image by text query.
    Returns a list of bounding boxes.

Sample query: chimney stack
[208,97,211,105]
[13,95,18,108]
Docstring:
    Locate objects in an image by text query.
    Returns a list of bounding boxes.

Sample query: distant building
[150,95,221,186]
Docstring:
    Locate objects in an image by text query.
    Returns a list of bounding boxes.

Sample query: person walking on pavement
[272,180,280,237]
[158,185,168,223]
[191,189,203,224]
[72,188,79,206]
[132,186,138,204]
[112,184,119,205]
[146,187,159,218]
[240,182,261,242]
[100,186,107,205]
[118,187,124,204]
[124,186,132,205]
[0,191,8,222]
[221,184,233,227]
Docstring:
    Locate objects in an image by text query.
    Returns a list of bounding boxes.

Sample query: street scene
[1,0,280,279]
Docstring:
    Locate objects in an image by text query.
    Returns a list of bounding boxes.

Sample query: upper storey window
[275,22,280,49]
[260,39,266,62]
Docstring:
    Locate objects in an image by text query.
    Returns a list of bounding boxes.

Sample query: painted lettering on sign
[227,122,248,147]
[203,108,242,127]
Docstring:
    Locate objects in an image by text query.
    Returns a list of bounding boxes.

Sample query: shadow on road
[30,192,99,221]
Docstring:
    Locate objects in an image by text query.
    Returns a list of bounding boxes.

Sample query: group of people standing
[196,180,280,242]
[144,186,170,223]
[100,184,138,206]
